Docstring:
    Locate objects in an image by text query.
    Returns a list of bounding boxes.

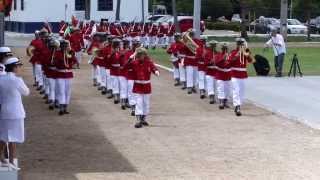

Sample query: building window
[14,0,17,10]
[21,0,24,10]
[98,0,113,11]
[75,0,85,11]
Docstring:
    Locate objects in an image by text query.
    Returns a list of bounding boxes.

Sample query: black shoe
[219,100,224,110]
[181,82,187,90]
[49,104,54,110]
[43,94,48,100]
[114,94,120,104]
[40,90,45,95]
[235,106,242,116]
[121,99,126,110]
[192,87,197,93]
[93,79,98,86]
[36,86,43,91]
[45,99,50,104]
[209,95,216,104]
[101,87,107,95]
[224,99,230,108]
[174,79,180,86]
[107,94,114,99]
[135,122,143,128]
[200,90,205,99]
[187,88,192,94]
[54,100,59,108]
[141,120,149,126]
[97,86,102,91]
[131,106,136,116]
[64,105,70,114]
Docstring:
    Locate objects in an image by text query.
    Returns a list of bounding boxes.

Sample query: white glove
[155,71,160,76]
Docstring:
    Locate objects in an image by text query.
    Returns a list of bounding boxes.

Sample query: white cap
[0,47,11,53]
[4,57,23,65]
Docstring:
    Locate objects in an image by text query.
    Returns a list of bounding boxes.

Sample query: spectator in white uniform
[0,57,30,170]
[265,29,286,77]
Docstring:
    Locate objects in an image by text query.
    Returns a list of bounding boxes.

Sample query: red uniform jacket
[119,49,131,77]
[167,41,183,68]
[28,38,43,64]
[204,49,217,77]
[101,45,112,69]
[84,25,93,40]
[110,25,123,37]
[130,57,158,94]
[91,44,105,66]
[140,24,149,36]
[69,32,84,52]
[129,25,141,37]
[227,48,253,79]
[149,25,158,36]
[97,24,109,32]
[110,51,122,76]
[196,47,206,72]
[59,23,67,37]
[181,45,196,66]
[53,50,76,79]
[87,40,100,55]
[215,52,231,81]
[157,25,167,37]
[122,50,135,80]
[41,46,55,78]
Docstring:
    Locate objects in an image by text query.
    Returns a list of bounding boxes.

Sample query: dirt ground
[12,47,320,180]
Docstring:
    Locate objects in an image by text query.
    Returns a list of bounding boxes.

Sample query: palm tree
[116,0,121,21]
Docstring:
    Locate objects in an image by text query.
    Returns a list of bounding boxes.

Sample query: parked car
[250,17,280,34]
[147,15,168,22]
[155,16,206,33]
[287,19,307,34]
[231,14,242,23]
[309,16,320,34]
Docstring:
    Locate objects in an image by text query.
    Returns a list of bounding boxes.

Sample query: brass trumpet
[181,29,199,54]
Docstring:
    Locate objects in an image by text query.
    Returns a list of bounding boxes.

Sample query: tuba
[181,29,199,54]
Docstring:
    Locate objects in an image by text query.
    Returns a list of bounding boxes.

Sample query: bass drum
[253,54,270,76]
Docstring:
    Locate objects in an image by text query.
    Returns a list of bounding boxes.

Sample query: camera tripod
[288,54,303,77]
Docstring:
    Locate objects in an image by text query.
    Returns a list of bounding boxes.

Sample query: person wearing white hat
[0,57,30,170]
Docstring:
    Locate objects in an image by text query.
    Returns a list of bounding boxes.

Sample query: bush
[206,21,240,31]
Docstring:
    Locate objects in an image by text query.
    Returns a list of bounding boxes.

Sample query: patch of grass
[205,36,320,43]
[149,47,320,76]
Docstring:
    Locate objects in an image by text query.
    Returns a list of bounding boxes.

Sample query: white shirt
[0,72,30,119]
[266,34,286,56]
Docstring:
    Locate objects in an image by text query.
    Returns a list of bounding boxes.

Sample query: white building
[5,0,149,33]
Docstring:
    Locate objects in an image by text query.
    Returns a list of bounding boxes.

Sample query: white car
[287,19,308,34]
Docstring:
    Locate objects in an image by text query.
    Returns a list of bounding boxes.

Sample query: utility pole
[172,0,180,32]
[193,0,201,38]
[141,0,145,22]
[280,0,288,40]
[290,0,293,19]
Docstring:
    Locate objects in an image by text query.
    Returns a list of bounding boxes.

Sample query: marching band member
[126,48,160,128]
[83,20,95,49]
[103,35,114,96]
[204,40,219,104]
[54,40,77,115]
[59,21,68,37]
[119,39,131,110]
[149,24,158,49]
[157,22,167,48]
[87,33,103,87]
[167,33,183,86]
[109,38,122,104]
[94,33,108,93]
[166,22,176,46]
[69,27,84,69]
[140,22,150,48]
[26,31,40,86]
[228,38,253,116]
[124,40,141,116]
[0,57,30,170]
[196,37,208,99]
[215,43,231,110]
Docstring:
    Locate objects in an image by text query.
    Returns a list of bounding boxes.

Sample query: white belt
[198,62,205,65]
[56,69,72,73]
[135,80,151,84]
[49,67,57,70]
[215,67,231,72]
[185,56,196,59]
[112,64,121,67]
[207,65,217,69]
[231,67,247,72]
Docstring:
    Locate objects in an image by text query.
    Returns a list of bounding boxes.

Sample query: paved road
[247,76,320,129]
[10,48,320,180]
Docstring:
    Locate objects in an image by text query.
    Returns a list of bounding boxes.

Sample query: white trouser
[231,78,245,106]
[157,36,166,47]
[206,75,216,96]
[106,69,112,90]
[119,76,128,99]
[32,64,36,80]
[149,36,157,47]
[57,78,72,105]
[75,51,82,64]
[179,64,186,82]
[166,36,174,46]
[141,36,149,47]
[48,78,56,101]
[186,66,198,88]
[92,65,100,82]
[84,39,91,49]
[173,67,180,79]
[35,64,43,86]
[135,94,151,116]
[99,66,106,88]
[112,75,120,94]
[217,80,230,99]
[127,80,136,106]
[198,71,206,90]
[44,76,49,95]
